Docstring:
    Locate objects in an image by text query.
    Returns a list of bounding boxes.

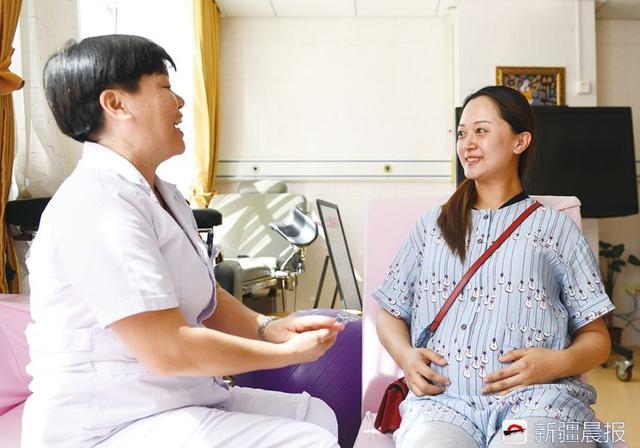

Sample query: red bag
[374,202,542,434]
[374,377,409,433]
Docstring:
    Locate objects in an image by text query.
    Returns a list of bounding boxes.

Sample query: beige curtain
[0,0,24,293]
[190,0,220,208]
[13,0,82,200]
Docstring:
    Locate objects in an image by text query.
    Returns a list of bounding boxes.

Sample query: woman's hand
[482,348,564,395]
[280,326,342,364]
[399,347,450,397]
[264,314,344,343]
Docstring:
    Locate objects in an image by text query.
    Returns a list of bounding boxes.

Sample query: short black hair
[43,34,176,143]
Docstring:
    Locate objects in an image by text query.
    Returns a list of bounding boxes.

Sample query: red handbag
[374,202,541,434]
[374,377,409,433]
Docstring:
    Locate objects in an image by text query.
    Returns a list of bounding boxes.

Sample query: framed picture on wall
[496,66,565,106]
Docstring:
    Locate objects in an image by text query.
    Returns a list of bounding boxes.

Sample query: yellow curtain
[190,0,220,208]
[0,0,24,294]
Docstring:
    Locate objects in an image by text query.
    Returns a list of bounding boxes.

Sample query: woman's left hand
[481,348,565,395]
[264,315,344,344]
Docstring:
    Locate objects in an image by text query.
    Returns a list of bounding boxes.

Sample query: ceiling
[216,0,640,20]
[215,0,457,17]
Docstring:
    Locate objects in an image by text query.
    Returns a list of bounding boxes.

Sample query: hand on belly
[481,347,565,395]
[400,347,451,397]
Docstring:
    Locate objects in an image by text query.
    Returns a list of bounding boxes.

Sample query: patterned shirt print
[373,198,615,447]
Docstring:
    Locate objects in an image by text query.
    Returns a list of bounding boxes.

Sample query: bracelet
[257,315,279,341]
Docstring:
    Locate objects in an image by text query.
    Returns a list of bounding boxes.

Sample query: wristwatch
[257,315,279,341]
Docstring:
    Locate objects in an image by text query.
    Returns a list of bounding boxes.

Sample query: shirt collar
[80,142,182,207]
[472,191,531,214]
[80,141,152,191]
[499,191,529,209]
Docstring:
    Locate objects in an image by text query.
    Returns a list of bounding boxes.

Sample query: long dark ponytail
[437,86,536,262]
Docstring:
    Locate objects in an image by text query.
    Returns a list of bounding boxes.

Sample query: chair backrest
[361,195,582,415]
[209,190,307,260]
[0,294,31,415]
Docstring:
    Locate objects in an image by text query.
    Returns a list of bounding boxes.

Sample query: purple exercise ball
[234,309,362,448]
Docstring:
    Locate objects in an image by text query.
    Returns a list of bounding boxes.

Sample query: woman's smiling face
[456,95,522,183]
[123,73,186,163]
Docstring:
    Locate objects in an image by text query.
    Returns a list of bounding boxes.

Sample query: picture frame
[496,66,565,106]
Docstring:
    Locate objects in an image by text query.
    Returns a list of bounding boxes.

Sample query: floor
[589,349,639,447]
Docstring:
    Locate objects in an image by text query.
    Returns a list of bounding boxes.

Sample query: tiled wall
[217,17,457,308]
[597,19,640,347]
[218,17,455,178]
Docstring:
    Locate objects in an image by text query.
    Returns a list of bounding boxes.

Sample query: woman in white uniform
[22,34,342,448]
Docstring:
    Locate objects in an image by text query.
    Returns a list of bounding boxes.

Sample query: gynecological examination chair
[209,180,317,313]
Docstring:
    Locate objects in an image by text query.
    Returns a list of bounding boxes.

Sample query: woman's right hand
[281,327,342,364]
[399,347,450,397]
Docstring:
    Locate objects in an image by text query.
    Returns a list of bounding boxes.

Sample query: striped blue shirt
[373,197,614,447]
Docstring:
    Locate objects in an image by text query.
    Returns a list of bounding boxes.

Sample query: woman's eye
[476,128,487,134]
[456,130,465,138]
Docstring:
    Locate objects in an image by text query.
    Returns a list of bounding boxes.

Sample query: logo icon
[502,419,527,444]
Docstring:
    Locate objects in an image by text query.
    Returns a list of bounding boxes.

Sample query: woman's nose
[171,91,185,109]
[462,134,476,149]
[176,94,185,109]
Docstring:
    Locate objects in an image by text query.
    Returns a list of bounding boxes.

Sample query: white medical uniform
[21,142,338,448]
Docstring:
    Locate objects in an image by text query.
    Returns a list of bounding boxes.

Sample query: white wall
[597,19,640,347]
[217,17,456,309]
[457,0,597,106]
[218,17,455,174]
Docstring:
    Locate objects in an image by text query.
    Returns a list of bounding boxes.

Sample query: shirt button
[460,324,467,330]
[483,214,489,219]
[471,296,477,302]
[477,238,483,243]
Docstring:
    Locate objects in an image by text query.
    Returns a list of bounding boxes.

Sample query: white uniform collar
[81,141,151,189]
[80,141,180,204]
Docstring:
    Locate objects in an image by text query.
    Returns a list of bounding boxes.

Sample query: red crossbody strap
[426,201,542,336]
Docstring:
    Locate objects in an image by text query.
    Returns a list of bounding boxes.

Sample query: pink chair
[0,294,30,448]
[353,195,627,448]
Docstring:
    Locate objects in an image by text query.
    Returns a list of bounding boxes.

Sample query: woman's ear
[514,131,532,155]
[98,89,131,121]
